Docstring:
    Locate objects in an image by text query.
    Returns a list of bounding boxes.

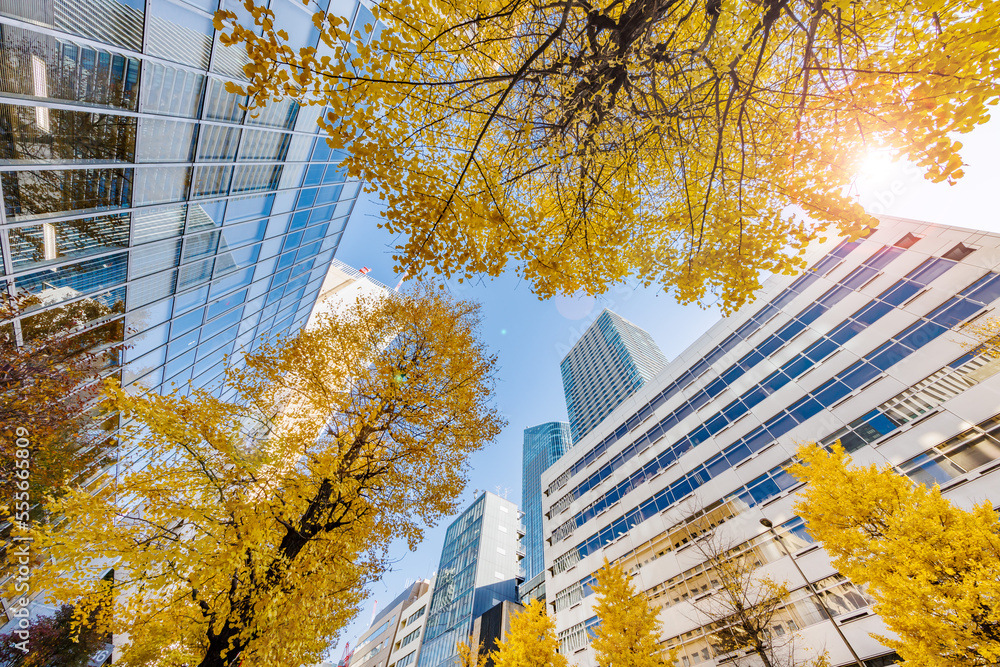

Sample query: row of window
[552,347,1000,605]
[550,271,1000,574]
[549,246,942,528]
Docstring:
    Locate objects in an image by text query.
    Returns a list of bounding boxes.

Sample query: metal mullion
[0,15,200,78]
[3,247,130,283]
[0,94,329,138]
[11,290,127,330]
[0,186,329,230]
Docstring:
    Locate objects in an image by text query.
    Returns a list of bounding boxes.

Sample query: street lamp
[759,518,866,667]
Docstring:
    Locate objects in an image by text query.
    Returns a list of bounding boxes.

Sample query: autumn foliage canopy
[219,0,999,311]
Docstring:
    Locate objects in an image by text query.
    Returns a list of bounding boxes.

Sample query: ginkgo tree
[591,558,669,667]
[792,443,1000,667]
[217,0,1000,312]
[16,286,504,667]
[492,599,566,667]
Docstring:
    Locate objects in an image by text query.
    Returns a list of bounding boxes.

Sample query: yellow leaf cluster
[791,443,1000,667]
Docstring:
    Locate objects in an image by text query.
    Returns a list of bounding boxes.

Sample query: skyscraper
[542,218,1000,667]
[561,310,669,443]
[520,422,571,600]
[418,492,523,667]
[0,0,369,629]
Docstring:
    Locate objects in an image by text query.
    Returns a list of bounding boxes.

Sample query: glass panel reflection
[146,0,213,69]
[9,212,130,271]
[132,204,186,245]
[136,118,198,163]
[15,251,128,308]
[203,77,246,123]
[0,103,136,162]
[0,0,145,51]
[0,26,140,109]
[133,167,192,206]
[141,61,205,118]
[2,167,132,221]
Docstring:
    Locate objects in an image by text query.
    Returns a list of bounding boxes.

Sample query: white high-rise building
[308,259,393,326]
[542,217,1000,667]
[561,310,669,443]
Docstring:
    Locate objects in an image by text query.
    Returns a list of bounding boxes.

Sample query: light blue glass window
[201,309,241,342]
[271,190,297,214]
[276,252,296,271]
[289,210,311,231]
[167,328,200,359]
[311,138,332,162]
[133,205,186,245]
[127,270,177,309]
[297,187,318,208]
[126,297,173,333]
[316,184,342,204]
[210,266,253,298]
[207,288,248,321]
[222,219,268,248]
[123,346,166,385]
[174,284,210,314]
[178,258,215,290]
[183,231,222,262]
[286,134,315,162]
[164,348,197,381]
[225,194,274,223]
[125,322,169,361]
[171,307,205,339]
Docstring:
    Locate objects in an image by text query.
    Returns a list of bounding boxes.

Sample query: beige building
[351,579,434,667]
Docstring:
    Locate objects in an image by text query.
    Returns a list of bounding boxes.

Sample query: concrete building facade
[542,218,1000,667]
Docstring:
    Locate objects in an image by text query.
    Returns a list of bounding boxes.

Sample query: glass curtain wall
[0,0,370,629]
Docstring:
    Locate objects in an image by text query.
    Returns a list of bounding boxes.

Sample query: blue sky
[327,116,1000,659]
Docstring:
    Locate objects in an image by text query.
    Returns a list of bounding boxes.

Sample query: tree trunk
[198,621,246,667]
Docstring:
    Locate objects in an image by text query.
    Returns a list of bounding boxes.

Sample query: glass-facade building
[542,218,1000,667]
[418,492,522,667]
[561,309,669,443]
[0,0,369,629]
[521,422,570,587]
